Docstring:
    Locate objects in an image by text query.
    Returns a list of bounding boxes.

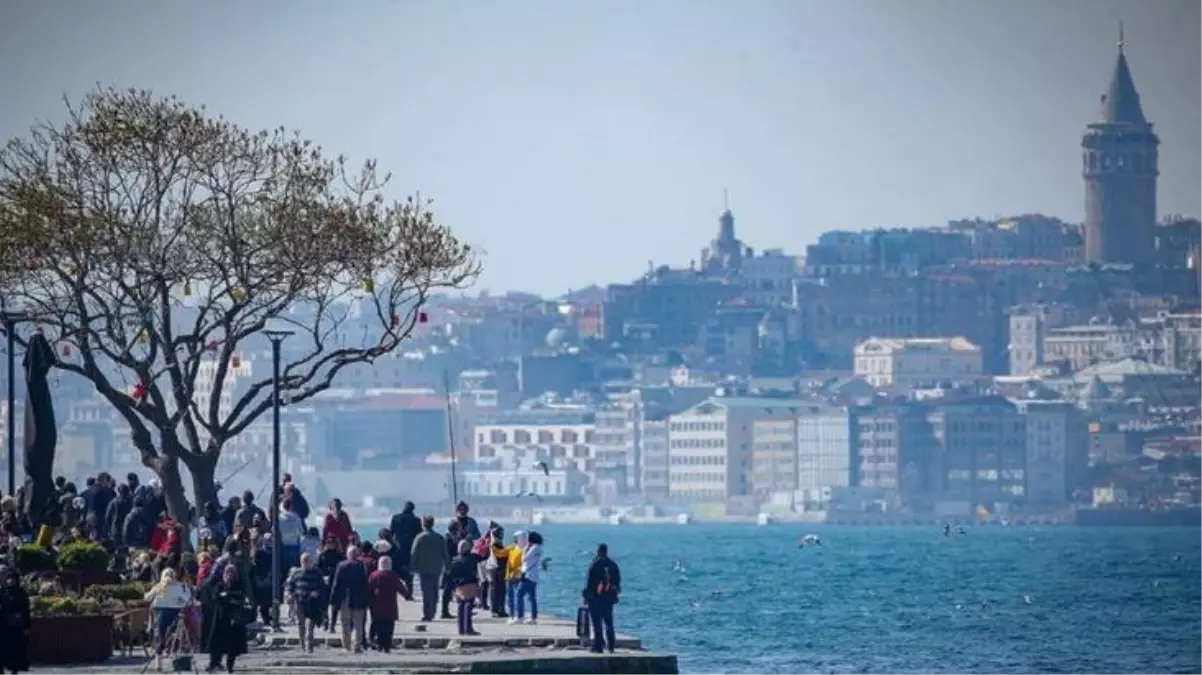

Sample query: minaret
[1081,25,1159,266]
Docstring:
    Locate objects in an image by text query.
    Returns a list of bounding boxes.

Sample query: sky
[1,0,1198,296]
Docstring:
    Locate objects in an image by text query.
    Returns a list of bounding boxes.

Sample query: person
[220,497,240,538]
[582,543,622,654]
[234,491,265,532]
[367,556,408,652]
[0,565,31,674]
[453,501,481,542]
[123,497,155,549]
[447,539,481,636]
[288,553,328,654]
[505,531,527,621]
[329,545,369,654]
[300,527,321,561]
[250,535,274,625]
[516,531,543,625]
[322,499,354,551]
[486,527,509,618]
[277,498,305,584]
[317,536,342,579]
[439,520,462,619]
[281,479,310,525]
[206,564,248,674]
[199,501,228,551]
[83,474,115,540]
[409,515,446,623]
[103,483,133,547]
[145,567,192,671]
[388,502,421,589]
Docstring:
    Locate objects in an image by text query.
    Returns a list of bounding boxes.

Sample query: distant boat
[757,513,774,526]
[676,513,691,525]
[609,513,628,526]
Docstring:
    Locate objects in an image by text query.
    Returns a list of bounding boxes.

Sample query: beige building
[750,417,798,495]
[853,337,983,390]
[667,396,808,499]
[1043,323,1141,371]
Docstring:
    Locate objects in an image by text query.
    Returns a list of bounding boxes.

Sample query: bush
[15,545,57,573]
[57,541,110,572]
[30,596,102,616]
[82,582,150,602]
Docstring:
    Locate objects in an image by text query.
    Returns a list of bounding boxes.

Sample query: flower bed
[28,598,113,665]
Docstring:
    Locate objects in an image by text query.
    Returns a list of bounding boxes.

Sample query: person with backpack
[582,543,622,654]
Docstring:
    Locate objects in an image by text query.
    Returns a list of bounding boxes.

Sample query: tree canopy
[0,87,479,517]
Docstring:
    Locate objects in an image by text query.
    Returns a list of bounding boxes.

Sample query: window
[538,430,554,443]
[489,430,507,444]
[514,430,531,444]
[562,429,578,443]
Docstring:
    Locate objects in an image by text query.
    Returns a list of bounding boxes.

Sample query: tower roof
[1099,31,1147,125]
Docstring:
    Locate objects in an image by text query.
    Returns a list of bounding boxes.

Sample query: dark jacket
[409,531,447,576]
[329,559,370,610]
[389,510,422,568]
[455,515,481,542]
[122,505,155,548]
[448,553,481,588]
[105,495,133,545]
[583,556,622,603]
[317,548,342,579]
[288,488,311,522]
[234,504,265,530]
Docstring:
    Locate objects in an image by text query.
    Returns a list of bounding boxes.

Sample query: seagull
[1022,594,1034,605]
[515,491,543,502]
[535,461,550,476]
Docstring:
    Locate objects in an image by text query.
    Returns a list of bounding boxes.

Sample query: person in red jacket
[367,556,408,653]
[322,499,353,550]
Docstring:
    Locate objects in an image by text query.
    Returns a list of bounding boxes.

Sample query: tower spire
[1117,21,1125,53]
[1099,25,1146,125]
[722,187,729,212]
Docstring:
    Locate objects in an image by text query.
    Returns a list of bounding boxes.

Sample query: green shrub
[56,541,110,572]
[15,544,57,573]
[82,582,150,602]
[30,596,102,616]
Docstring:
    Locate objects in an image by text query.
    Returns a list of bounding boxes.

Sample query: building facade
[854,337,983,389]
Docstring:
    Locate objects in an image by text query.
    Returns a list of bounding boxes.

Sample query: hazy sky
[2,1,1198,295]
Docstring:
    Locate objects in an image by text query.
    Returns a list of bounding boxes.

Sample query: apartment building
[854,337,983,390]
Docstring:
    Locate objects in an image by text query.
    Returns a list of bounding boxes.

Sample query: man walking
[408,515,447,622]
[582,543,622,654]
[389,501,421,590]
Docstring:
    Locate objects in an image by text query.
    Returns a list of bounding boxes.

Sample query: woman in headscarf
[206,564,248,673]
[0,566,31,674]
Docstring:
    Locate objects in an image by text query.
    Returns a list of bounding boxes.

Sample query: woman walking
[206,565,248,673]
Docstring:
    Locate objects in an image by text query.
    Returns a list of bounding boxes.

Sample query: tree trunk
[148,454,194,549]
[188,455,219,514]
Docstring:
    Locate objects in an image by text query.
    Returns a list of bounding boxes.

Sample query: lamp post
[2,312,15,496]
[262,329,292,632]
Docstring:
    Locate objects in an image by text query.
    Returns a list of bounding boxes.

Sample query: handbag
[484,555,499,572]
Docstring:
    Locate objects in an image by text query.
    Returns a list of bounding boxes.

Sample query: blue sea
[518,524,1199,674]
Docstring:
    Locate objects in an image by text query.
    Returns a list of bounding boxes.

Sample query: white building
[1009,306,1047,376]
[473,408,598,479]
[459,461,588,501]
[750,417,798,494]
[739,249,801,308]
[667,396,809,499]
[854,336,983,390]
[795,405,854,508]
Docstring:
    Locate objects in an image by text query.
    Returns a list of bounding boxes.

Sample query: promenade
[57,588,674,674]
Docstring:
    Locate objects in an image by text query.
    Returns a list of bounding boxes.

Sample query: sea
[477,524,1199,674]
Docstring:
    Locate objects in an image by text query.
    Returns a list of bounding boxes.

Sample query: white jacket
[521,543,543,584]
[277,510,304,546]
[145,581,191,609]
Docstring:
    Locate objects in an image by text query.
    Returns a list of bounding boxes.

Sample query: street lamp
[1,307,21,496]
[262,328,292,632]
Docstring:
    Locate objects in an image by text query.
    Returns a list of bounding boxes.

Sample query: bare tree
[0,87,479,522]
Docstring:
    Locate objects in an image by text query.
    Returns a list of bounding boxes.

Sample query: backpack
[595,562,618,600]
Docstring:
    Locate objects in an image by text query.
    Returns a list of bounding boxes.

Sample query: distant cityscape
[3,38,1200,525]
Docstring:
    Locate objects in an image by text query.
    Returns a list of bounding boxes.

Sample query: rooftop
[856,336,980,353]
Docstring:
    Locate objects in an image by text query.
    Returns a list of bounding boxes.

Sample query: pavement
[56,589,673,673]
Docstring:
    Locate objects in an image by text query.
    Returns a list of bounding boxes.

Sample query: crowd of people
[0,469,626,670]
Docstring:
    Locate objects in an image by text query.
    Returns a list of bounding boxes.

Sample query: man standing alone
[408,515,447,623]
[582,543,622,654]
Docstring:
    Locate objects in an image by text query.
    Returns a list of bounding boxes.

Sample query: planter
[57,570,121,593]
[29,614,114,664]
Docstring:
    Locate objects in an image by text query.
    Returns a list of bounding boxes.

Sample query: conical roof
[1081,374,1113,402]
[1099,48,1147,125]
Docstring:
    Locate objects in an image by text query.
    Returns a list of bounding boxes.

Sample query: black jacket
[105,496,133,545]
[122,505,155,548]
[583,556,621,603]
[389,510,422,567]
[330,560,370,610]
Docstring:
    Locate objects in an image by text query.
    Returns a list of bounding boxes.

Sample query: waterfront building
[795,405,855,510]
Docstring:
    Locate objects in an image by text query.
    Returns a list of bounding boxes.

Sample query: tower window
[1088,153,1098,171]
[1115,154,1126,170]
